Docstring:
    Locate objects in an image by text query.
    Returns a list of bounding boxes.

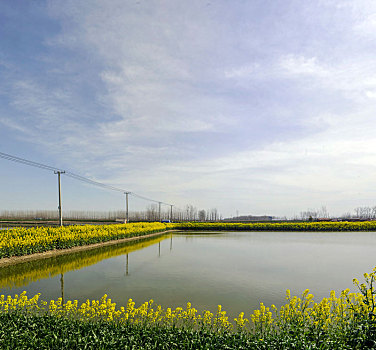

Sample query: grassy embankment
[1,269,376,349]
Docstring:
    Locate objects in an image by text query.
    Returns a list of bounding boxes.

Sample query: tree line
[0,205,222,222]
[299,205,376,220]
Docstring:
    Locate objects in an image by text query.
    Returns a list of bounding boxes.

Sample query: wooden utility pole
[54,171,65,226]
[170,205,173,222]
[158,202,161,221]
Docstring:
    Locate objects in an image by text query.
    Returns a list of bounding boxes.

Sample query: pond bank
[0,229,177,268]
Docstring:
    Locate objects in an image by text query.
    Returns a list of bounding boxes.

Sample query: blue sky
[1,0,376,217]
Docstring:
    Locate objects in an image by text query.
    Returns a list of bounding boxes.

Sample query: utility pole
[170,205,173,222]
[124,192,130,223]
[158,202,161,222]
[54,171,65,226]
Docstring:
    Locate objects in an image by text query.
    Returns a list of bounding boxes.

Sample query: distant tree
[319,206,329,218]
[198,209,206,221]
[354,206,374,219]
[146,205,158,221]
[341,212,352,220]
[355,207,361,218]
[364,206,371,219]
[372,206,376,219]
[209,208,218,221]
[300,209,319,220]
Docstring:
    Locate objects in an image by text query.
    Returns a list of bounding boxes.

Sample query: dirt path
[0,230,178,268]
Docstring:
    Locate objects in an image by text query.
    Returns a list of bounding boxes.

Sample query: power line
[64,172,125,193]
[0,152,63,172]
[0,151,173,206]
[130,192,169,205]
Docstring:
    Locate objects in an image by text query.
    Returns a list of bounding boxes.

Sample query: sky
[1,0,376,218]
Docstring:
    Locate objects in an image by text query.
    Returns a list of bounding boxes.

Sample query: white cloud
[224,64,259,79]
[354,12,376,37]
[365,90,376,99]
[279,55,328,77]
[150,105,376,216]
[0,117,31,134]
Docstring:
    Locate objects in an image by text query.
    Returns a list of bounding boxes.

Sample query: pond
[1,230,376,320]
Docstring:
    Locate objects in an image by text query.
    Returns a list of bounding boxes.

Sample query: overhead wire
[130,192,171,205]
[0,151,173,206]
[0,152,63,172]
[64,172,125,193]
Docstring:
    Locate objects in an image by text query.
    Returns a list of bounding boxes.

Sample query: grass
[0,312,259,350]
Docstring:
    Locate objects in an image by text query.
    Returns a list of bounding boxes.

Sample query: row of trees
[353,206,376,219]
[139,205,221,222]
[4,205,376,223]
[0,205,222,222]
[299,206,330,220]
[299,206,376,220]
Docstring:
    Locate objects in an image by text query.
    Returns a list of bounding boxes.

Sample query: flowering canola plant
[1,267,376,340]
[175,221,376,232]
[0,292,232,332]
[0,222,173,258]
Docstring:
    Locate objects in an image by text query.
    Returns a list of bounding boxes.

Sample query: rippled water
[1,231,376,319]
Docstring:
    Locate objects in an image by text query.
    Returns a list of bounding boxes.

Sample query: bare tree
[146,205,158,221]
[319,206,329,218]
[198,209,206,221]
[372,206,376,219]
[300,209,319,220]
[341,212,352,220]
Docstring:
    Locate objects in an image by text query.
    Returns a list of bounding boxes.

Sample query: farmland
[0,222,173,259]
[1,222,376,348]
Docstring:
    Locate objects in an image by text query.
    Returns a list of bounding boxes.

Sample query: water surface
[1,231,376,319]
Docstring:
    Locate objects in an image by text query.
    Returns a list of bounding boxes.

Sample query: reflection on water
[126,254,129,276]
[60,274,64,304]
[0,234,169,289]
[1,231,376,320]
